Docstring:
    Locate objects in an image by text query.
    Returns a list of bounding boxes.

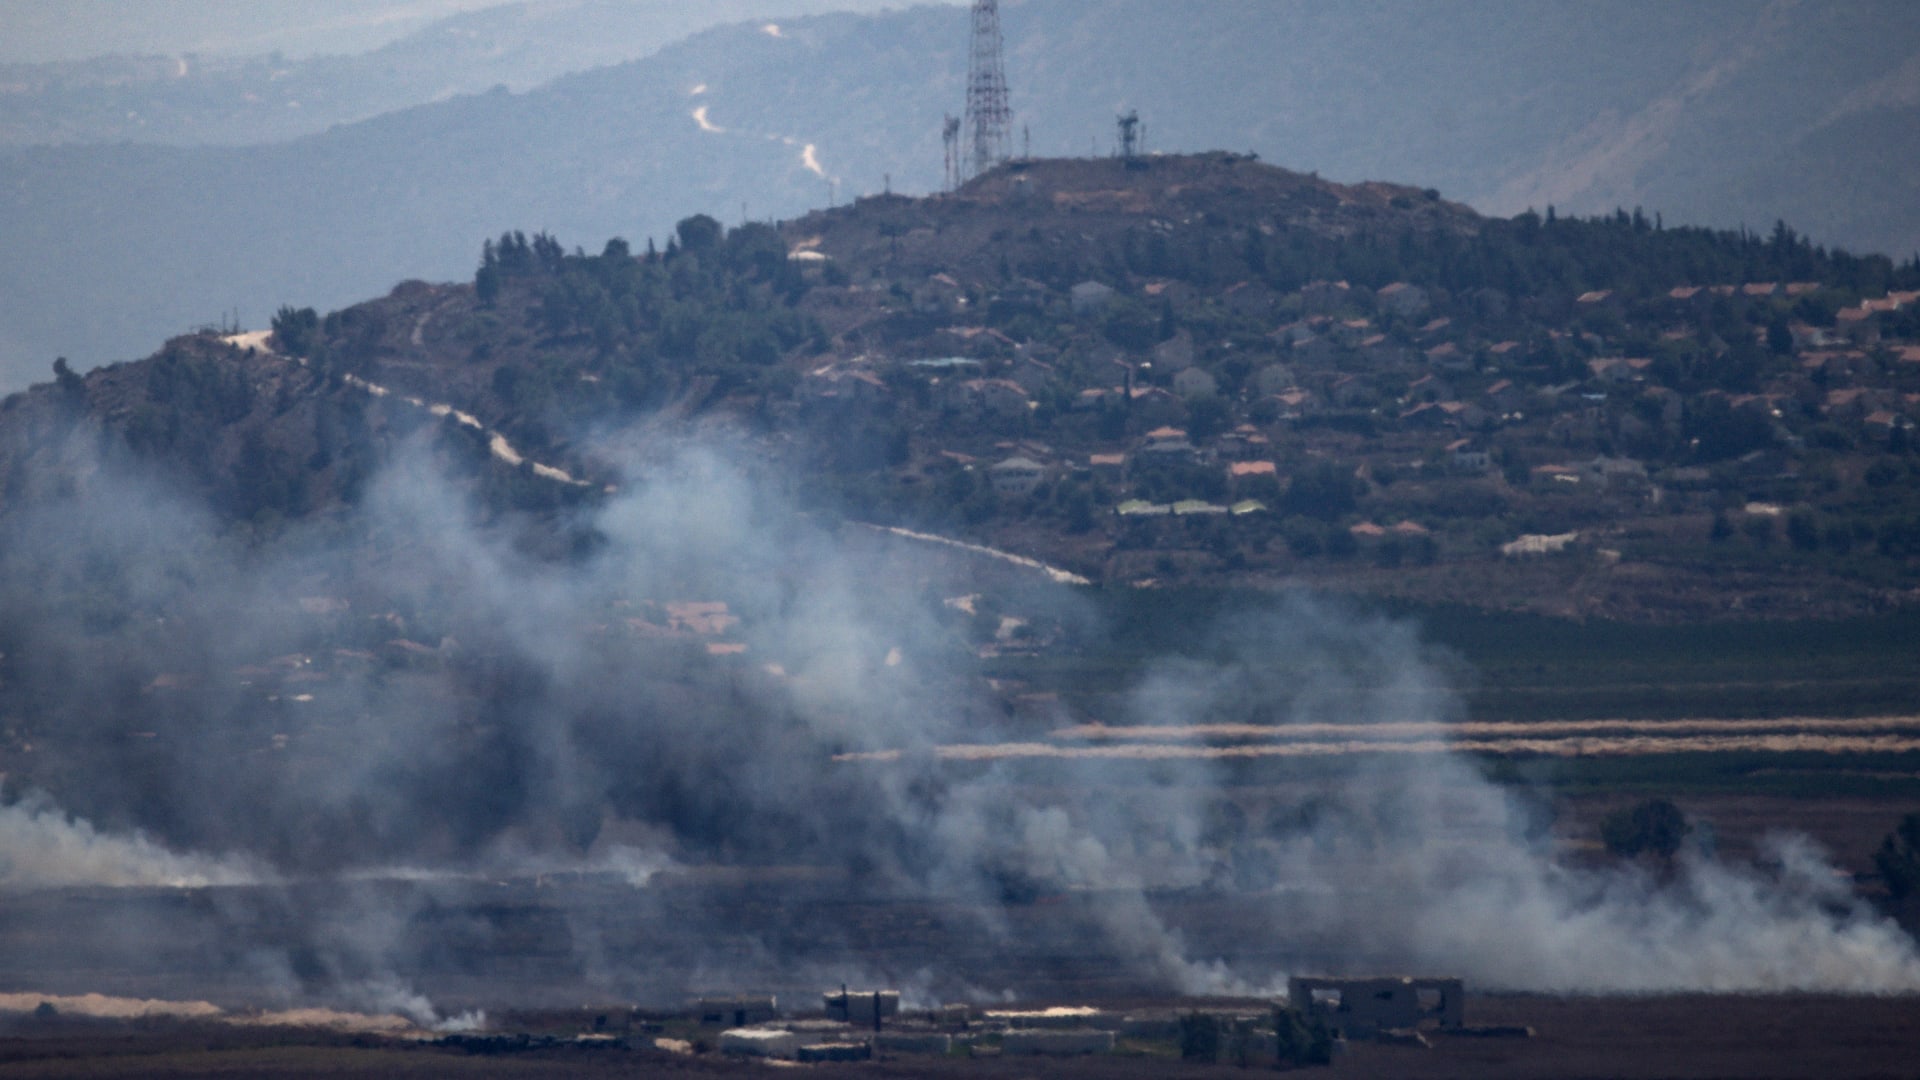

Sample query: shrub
[1601,798,1691,859]
[1873,812,1920,900]
[1178,1012,1221,1062]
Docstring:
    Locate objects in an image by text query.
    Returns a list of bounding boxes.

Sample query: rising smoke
[0,423,1916,1019]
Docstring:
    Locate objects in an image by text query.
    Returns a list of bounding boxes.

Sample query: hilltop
[5,152,1920,622]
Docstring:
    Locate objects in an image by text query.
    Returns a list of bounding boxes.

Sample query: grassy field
[984,587,1920,796]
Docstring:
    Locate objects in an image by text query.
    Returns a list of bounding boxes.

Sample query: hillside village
[761,156,1920,617]
[13,153,1920,621]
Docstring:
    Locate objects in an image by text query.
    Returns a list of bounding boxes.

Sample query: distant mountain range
[0,0,922,147]
[1,0,1916,391]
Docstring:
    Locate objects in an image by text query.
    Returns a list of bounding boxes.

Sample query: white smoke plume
[0,792,263,890]
[0,424,1913,1014]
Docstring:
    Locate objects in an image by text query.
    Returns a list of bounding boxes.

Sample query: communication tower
[963,0,1012,179]
[942,114,963,191]
[1117,110,1141,160]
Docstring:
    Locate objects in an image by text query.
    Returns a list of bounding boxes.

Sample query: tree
[1178,1012,1221,1062]
[1281,461,1357,521]
[1601,798,1691,859]
[270,306,320,357]
[1873,812,1920,900]
[52,356,85,400]
[675,214,723,254]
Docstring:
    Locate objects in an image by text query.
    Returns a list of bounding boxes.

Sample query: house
[1447,438,1490,473]
[1332,318,1374,347]
[913,272,967,315]
[1329,374,1376,409]
[1866,411,1914,441]
[1290,335,1337,368]
[1483,378,1524,414]
[1222,280,1279,316]
[1824,387,1874,418]
[1088,452,1128,479]
[1789,322,1838,351]
[1426,400,1484,428]
[1072,387,1115,411]
[1501,532,1580,556]
[1069,280,1117,314]
[1575,289,1614,306]
[1140,279,1196,305]
[1583,456,1648,492]
[1271,387,1320,416]
[988,456,1048,497]
[1587,357,1636,384]
[1172,366,1218,399]
[1010,356,1057,394]
[1228,459,1278,493]
[1836,305,1881,343]
[1405,373,1451,402]
[1375,281,1430,318]
[945,377,1031,419]
[1139,426,1197,458]
[1214,425,1270,459]
[1298,279,1359,314]
[1425,342,1469,370]
[801,364,889,406]
[1362,335,1410,366]
[1270,321,1318,347]
[1742,282,1780,299]
[695,996,780,1027]
[1530,464,1583,490]
[1127,385,1185,426]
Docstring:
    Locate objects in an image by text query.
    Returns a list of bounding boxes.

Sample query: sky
[0,0,507,62]
[0,1,945,64]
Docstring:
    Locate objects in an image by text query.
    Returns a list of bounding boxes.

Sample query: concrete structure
[986,1006,1123,1030]
[875,1030,953,1055]
[798,1042,872,1062]
[1070,280,1117,313]
[988,455,1047,496]
[1001,1028,1115,1055]
[1289,976,1463,1040]
[824,989,900,1026]
[694,995,777,1027]
[720,1027,803,1058]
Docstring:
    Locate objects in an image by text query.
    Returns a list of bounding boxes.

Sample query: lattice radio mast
[964,0,1012,180]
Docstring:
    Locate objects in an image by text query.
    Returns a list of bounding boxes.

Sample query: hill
[3,1,1919,390]
[6,152,1919,623]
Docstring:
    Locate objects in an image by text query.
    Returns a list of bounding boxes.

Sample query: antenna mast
[1117,110,1140,160]
[942,114,963,192]
[964,0,1011,180]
